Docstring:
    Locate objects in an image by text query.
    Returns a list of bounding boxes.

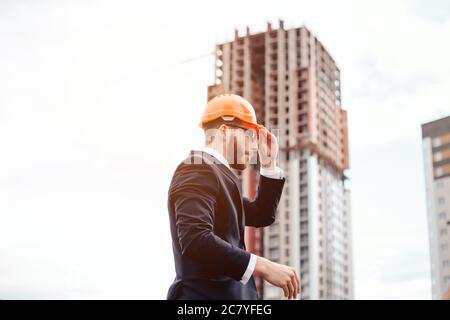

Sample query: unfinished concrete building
[207,20,353,300]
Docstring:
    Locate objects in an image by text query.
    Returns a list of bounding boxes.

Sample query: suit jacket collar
[197,148,242,193]
[201,146,230,169]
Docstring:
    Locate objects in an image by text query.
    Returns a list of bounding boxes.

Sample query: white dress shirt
[200,146,284,284]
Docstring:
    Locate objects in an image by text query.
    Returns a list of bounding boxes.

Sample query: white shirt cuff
[240,253,257,285]
[260,166,284,180]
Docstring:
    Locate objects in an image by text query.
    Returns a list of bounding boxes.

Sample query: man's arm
[254,256,300,299]
[244,126,285,227]
[171,164,251,281]
[243,173,285,227]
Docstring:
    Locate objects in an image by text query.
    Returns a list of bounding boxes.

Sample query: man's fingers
[294,271,300,294]
[259,127,272,144]
[258,128,274,158]
[287,281,295,300]
[258,128,268,145]
[282,285,289,298]
[291,274,298,299]
[258,126,268,137]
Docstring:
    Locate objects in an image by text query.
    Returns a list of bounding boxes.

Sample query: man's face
[224,125,258,171]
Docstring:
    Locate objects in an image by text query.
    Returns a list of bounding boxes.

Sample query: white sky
[0,0,449,299]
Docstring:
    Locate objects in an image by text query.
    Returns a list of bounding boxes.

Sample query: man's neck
[202,145,230,169]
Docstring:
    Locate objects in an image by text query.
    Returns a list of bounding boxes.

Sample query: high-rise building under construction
[207,20,353,300]
[422,115,450,300]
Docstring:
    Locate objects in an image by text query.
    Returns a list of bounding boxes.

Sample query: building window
[435,167,444,177]
[442,244,449,252]
[441,228,448,236]
[434,151,443,161]
[438,197,446,205]
[439,212,447,220]
[269,248,279,260]
[269,235,279,247]
[434,137,441,147]
[437,181,444,189]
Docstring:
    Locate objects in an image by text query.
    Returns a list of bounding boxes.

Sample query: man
[166,94,300,300]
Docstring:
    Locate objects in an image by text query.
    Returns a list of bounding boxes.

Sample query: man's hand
[257,126,279,170]
[254,256,300,299]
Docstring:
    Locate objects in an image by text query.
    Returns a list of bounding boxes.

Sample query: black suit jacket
[166,150,285,300]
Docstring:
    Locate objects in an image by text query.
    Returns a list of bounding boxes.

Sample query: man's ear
[218,124,228,138]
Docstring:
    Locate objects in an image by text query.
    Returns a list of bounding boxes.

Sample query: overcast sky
[1,0,449,299]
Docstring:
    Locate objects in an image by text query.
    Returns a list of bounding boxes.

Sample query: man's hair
[202,117,251,131]
[203,118,224,146]
[202,117,225,131]
[203,117,251,146]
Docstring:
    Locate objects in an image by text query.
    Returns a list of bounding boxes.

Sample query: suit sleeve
[170,164,251,281]
[243,175,285,227]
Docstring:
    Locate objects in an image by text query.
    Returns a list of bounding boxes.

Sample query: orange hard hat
[199,94,261,129]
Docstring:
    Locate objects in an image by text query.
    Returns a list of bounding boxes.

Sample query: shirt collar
[200,146,230,169]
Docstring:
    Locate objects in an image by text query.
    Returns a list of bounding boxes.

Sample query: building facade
[422,116,450,300]
[207,21,353,300]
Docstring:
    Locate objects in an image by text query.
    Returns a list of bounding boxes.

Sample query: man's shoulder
[168,151,220,197]
[171,151,219,181]
[178,150,221,167]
